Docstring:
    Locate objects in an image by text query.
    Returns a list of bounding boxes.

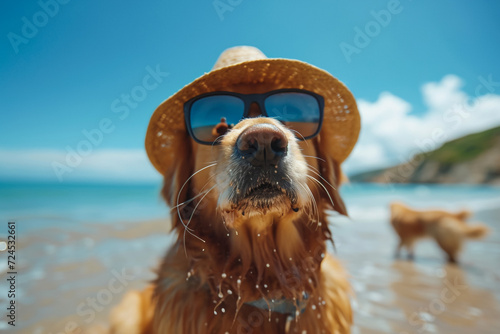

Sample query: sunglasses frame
[183,88,325,145]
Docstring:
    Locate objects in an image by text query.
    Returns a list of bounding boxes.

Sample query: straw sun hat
[145,46,360,174]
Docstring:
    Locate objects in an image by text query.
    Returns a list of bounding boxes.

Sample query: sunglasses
[184,89,325,145]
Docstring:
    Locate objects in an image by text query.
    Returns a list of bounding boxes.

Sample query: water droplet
[237,279,242,284]
[273,249,277,253]
[257,233,261,237]
[289,257,293,261]
[321,300,326,305]
[218,292,223,298]
[312,305,316,310]
[235,231,239,236]
[263,284,268,288]
[266,263,270,268]
[468,307,482,316]
[320,253,325,259]
[221,308,226,313]
[227,289,233,295]
[222,273,227,278]
[202,248,205,252]
[255,284,259,289]
[214,311,218,315]
[227,233,230,237]
[317,314,321,319]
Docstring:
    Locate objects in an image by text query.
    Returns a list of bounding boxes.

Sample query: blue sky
[1,0,500,183]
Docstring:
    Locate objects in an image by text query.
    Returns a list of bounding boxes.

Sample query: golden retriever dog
[390,202,489,263]
[106,46,360,334]
[109,116,352,333]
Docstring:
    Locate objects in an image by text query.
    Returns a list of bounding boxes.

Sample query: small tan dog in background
[390,202,489,263]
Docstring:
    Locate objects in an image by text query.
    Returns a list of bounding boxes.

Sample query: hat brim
[145,58,360,174]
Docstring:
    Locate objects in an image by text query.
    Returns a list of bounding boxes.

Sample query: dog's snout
[236,124,288,167]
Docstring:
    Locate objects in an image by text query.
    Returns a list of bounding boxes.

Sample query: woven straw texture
[145,47,360,174]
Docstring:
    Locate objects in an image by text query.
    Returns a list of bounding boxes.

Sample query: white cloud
[343,74,500,174]
[422,75,468,112]
[0,149,162,184]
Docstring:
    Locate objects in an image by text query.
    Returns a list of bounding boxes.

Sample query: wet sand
[7,208,500,333]
[333,207,500,333]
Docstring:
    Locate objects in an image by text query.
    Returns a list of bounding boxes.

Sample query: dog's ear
[313,139,348,216]
[160,139,194,229]
[456,209,471,221]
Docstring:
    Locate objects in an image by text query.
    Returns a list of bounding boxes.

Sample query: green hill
[350,126,500,184]
[423,126,500,163]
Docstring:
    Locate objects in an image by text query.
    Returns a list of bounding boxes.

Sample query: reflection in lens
[211,117,230,137]
[190,95,243,142]
[265,92,320,138]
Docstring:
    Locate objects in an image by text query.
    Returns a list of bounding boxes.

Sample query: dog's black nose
[236,124,288,167]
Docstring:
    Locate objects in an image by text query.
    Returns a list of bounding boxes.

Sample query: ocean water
[0,182,499,332]
[0,182,169,233]
[1,182,498,231]
[340,183,500,222]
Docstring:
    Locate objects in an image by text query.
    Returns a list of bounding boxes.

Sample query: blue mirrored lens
[265,93,320,138]
[190,95,244,142]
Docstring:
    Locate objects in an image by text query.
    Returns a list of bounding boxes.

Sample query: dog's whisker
[172,187,211,210]
[186,185,216,228]
[176,163,217,239]
[173,172,219,210]
[200,160,219,165]
[306,165,337,191]
[182,184,217,254]
[300,181,321,228]
[306,174,336,208]
[210,134,227,152]
[287,128,308,145]
[297,181,320,227]
[302,154,326,163]
[304,161,322,173]
[308,186,321,226]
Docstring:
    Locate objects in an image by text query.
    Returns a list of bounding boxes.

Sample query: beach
[1,183,499,333]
